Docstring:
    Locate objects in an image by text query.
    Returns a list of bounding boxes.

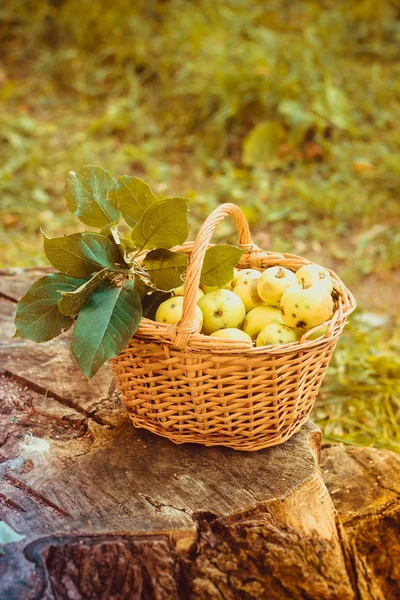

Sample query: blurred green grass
[0,0,399,451]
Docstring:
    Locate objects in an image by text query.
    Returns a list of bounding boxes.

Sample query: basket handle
[169,203,259,348]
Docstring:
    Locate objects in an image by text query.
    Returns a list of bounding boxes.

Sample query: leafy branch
[14,165,244,376]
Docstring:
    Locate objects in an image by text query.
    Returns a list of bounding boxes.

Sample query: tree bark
[0,268,399,599]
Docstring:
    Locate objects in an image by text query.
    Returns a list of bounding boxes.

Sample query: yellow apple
[296,264,333,294]
[155,296,203,326]
[198,289,246,335]
[172,284,204,302]
[304,325,329,340]
[242,305,283,340]
[256,323,298,347]
[280,283,334,332]
[257,266,297,307]
[201,283,220,294]
[172,283,185,295]
[210,328,252,342]
[232,268,260,288]
[233,279,264,313]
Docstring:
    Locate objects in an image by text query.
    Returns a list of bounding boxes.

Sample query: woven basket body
[112,204,355,451]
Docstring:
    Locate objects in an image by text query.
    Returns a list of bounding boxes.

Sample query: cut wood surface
[0,268,399,600]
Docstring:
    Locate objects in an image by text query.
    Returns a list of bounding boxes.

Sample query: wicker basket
[112,203,356,451]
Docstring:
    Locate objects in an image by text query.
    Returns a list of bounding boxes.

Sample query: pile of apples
[155,264,335,347]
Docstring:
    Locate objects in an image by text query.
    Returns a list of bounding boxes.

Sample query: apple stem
[276,268,284,279]
[301,278,306,289]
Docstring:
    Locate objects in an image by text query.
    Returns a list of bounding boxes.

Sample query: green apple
[210,328,252,342]
[242,305,283,340]
[257,266,297,307]
[155,296,203,326]
[256,323,298,347]
[172,284,204,302]
[280,283,334,331]
[296,264,333,294]
[198,289,246,335]
[233,279,264,313]
[232,268,261,288]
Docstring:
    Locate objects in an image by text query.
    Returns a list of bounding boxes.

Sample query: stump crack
[4,473,72,518]
[0,490,27,513]
[1,369,115,429]
[143,494,194,519]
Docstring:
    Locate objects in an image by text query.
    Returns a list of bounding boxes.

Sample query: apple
[210,328,252,342]
[155,296,203,326]
[242,305,283,340]
[233,279,264,312]
[201,283,220,294]
[172,283,186,296]
[280,282,334,331]
[172,284,204,302]
[232,268,260,288]
[257,266,297,307]
[256,323,298,347]
[304,325,329,340]
[296,264,333,294]
[198,289,246,335]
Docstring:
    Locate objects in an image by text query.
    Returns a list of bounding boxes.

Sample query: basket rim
[128,242,356,357]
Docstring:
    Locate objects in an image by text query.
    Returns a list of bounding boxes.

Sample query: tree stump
[0,268,399,600]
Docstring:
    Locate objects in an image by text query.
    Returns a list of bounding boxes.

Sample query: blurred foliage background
[0,0,399,451]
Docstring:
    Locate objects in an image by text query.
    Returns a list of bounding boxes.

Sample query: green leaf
[133,277,152,298]
[100,220,135,263]
[14,274,86,342]
[0,522,24,545]
[143,249,188,291]
[201,245,245,287]
[141,290,171,320]
[71,280,142,377]
[108,175,159,226]
[58,269,110,316]
[99,219,121,239]
[131,197,189,250]
[66,165,119,228]
[278,99,314,145]
[312,84,351,130]
[44,232,127,278]
[243,120,283,167]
